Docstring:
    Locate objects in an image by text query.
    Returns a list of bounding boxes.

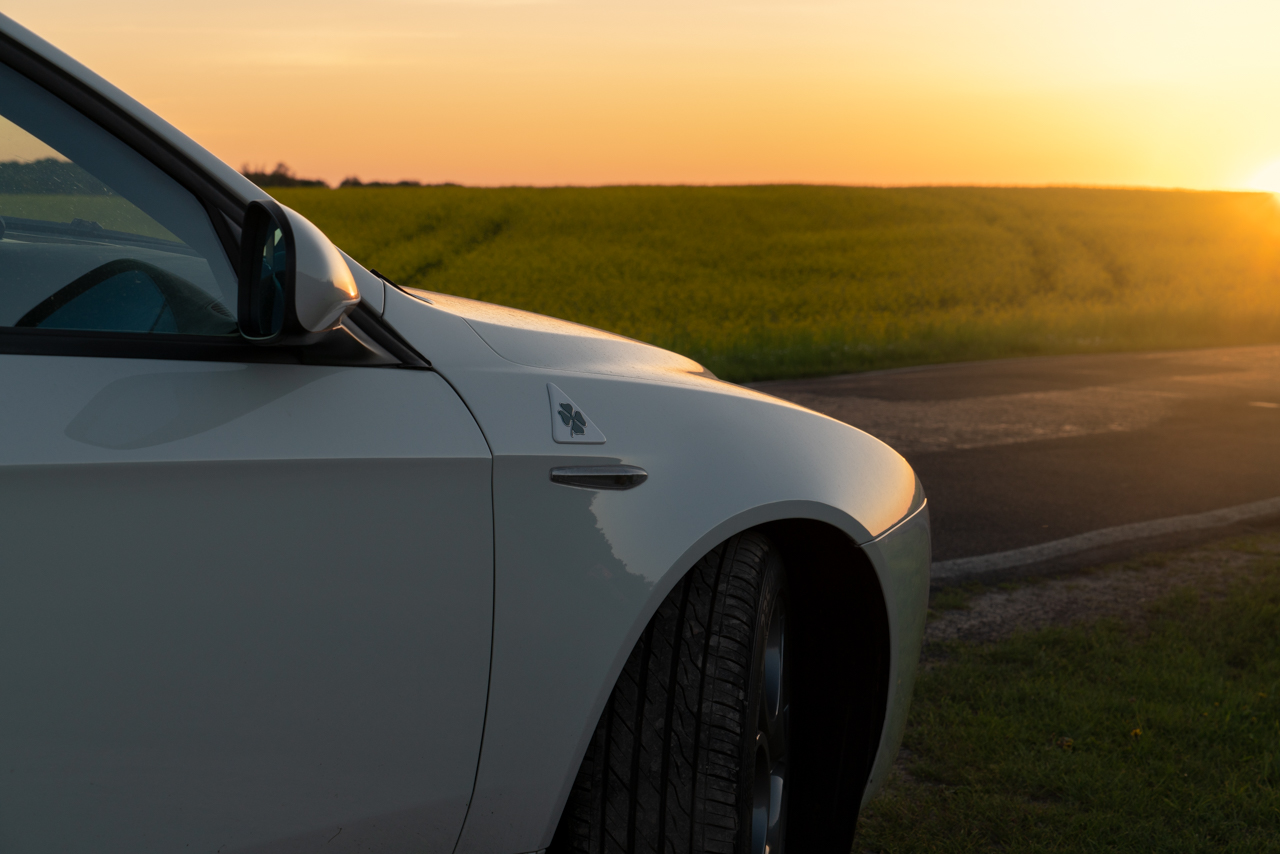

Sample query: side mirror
[238,199,360,345]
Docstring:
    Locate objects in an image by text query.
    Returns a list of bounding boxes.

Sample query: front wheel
[551,531,789,854]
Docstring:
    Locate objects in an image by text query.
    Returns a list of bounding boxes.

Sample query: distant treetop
[241,163,328,188]
[339,176,459,188]
[238,164,458,189]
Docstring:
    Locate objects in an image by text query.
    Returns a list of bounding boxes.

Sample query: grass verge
[272,185,1280,382]
[857,537,1280,852]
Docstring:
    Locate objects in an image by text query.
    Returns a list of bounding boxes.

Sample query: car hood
[402,288,717,384]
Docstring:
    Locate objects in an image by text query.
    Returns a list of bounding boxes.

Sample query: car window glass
[0,62,238,337]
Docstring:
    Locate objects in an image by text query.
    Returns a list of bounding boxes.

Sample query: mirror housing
[238,199,360,345]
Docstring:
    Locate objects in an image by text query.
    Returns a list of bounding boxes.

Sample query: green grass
[857,544,1280,852]
[928,582,986,618]
[271,185,1280,382]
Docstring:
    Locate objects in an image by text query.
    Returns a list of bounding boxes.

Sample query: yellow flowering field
[273,185,1280,382]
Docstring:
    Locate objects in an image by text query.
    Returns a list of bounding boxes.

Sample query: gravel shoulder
[924,527,1280,652]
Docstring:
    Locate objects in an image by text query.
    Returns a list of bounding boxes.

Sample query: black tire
[550,531,790,854]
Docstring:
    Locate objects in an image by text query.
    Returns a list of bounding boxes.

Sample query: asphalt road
[752,345,1280,572]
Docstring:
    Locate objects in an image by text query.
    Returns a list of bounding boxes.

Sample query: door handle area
[549,465,648,490]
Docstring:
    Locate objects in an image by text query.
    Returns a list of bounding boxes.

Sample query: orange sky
[9,1,1280,190]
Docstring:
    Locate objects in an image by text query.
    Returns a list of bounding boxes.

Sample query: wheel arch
[547,509,895,854]
[758,518,892,854]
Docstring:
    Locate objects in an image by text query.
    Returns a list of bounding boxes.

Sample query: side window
[0,62,238,337]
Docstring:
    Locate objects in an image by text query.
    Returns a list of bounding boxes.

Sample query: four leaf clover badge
[559,402,588,436]
[547,383,607,444]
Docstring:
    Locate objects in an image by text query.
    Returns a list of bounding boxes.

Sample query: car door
[0,59,494,853]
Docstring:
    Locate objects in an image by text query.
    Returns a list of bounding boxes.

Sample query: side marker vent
[550,465,648,491]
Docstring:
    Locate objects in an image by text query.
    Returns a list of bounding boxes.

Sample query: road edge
[933,496,1280,581]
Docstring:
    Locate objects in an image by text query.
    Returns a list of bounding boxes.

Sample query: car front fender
[383,287,929,853]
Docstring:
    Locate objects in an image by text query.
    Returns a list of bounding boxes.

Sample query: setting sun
[1248,160,1280,194]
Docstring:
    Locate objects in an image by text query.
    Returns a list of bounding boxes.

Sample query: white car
[0,14,929,854]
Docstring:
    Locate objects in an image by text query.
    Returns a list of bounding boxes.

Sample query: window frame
[0,32,419,368]
[0,33,245,244]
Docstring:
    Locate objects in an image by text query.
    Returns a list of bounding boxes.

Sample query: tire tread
[550,533,775,854]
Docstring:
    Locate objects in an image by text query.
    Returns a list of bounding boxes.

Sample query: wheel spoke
[752,732,771,854]
[763,608,785,723]
[767,761,786,852]
[768,701,789,756]
[754,596,789,854]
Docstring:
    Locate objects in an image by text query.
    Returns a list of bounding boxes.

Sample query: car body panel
[420,290,711,381]
[0,355,494,852]
[859,497,932,807]
[383,286,927,852]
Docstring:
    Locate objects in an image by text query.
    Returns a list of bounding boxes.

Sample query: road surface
[752,345,1280,577]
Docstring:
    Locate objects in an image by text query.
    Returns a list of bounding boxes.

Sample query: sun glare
[1247,160,1280,194]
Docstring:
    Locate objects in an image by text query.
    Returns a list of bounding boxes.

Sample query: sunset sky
[8,0,1280,191]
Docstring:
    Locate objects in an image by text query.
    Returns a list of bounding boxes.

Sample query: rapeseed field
[272,185,1280,382]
